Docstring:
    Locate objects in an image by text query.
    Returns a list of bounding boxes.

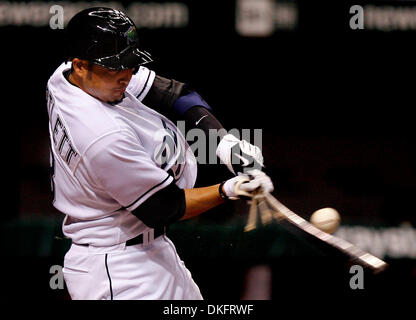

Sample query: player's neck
[67,71,82,89]
[67,71,91,98]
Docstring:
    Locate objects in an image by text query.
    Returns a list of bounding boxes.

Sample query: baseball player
[47,7,273,300]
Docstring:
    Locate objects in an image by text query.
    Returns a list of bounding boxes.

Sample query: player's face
[71,60,135,103]
[84,64,135,103]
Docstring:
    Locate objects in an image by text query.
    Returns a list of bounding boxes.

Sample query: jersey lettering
[52,116,79,170]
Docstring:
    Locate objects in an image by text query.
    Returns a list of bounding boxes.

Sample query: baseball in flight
[310,207,341,234]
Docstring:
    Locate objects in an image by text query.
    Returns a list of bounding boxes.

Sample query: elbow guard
[131,181,186,228]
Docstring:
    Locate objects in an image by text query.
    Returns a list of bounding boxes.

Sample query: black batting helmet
[66,7,152,70]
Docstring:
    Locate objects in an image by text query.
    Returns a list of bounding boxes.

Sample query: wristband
[218,181,229,200]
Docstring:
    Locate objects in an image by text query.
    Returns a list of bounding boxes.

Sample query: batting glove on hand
[223,170,274,200]
[216,134,264,175]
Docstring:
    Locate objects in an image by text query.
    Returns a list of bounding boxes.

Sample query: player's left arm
[131,67,264,175]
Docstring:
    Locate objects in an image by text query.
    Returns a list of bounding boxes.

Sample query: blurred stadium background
[1,0,415,300]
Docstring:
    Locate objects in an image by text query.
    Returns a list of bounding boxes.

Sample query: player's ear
[71,58,90,78]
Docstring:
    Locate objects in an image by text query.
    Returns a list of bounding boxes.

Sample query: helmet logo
[125,26,138,45]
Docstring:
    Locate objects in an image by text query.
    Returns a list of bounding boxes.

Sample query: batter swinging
[47,7,273,300]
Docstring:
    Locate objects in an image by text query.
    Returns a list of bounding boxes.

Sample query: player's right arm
[181,171,272,221]
[84,131,272,229]
[131,171,273,225]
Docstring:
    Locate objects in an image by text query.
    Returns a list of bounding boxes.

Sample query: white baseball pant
[63,234,203,300]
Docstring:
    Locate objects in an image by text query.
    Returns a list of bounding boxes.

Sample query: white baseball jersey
[47,62,197,247]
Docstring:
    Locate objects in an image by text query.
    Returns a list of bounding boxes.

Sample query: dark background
[0,0,415,304]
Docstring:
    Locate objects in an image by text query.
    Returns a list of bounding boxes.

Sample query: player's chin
[107,92,125,104]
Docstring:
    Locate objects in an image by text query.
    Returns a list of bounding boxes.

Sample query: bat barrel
[262,192,389,274]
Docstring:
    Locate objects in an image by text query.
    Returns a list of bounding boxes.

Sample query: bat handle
[234,177,253,198]
[244,195,258,232]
